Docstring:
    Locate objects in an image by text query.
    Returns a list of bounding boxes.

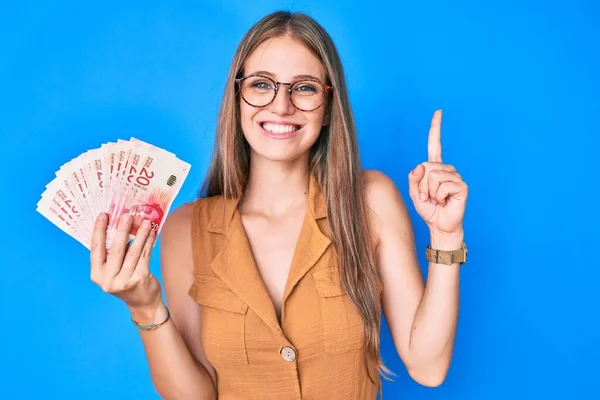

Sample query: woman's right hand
[90,212,163,314]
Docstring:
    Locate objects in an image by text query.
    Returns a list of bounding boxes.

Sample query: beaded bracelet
[131,307,171,331]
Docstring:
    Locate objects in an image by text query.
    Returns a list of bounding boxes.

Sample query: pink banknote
[37,138,191,249]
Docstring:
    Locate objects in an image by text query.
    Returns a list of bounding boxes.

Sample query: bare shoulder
[160,197,216,244]
[362,170,412,246]
[160,196,223,263]
[159,200,196,290]
[159,200,197,288]
[362,169,409,217]
[161,201,196,238]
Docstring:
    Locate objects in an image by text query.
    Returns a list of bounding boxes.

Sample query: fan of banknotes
[36,137,191,250]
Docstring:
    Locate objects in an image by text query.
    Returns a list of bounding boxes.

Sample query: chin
[249,146,305,163]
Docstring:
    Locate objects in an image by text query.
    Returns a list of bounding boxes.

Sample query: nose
[268,84,296,116]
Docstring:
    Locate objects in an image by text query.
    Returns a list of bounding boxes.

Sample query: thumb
[408,164,425,201]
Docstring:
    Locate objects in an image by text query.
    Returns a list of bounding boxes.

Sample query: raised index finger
[428,109,443,162]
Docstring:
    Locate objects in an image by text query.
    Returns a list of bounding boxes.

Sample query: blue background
[2,0,598,399]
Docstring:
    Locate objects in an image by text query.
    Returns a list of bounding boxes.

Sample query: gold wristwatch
[425,242,468,265]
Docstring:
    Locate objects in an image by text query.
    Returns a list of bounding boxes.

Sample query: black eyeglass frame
[235,74,333,112]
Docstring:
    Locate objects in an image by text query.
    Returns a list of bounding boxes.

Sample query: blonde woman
[90,10,468,400]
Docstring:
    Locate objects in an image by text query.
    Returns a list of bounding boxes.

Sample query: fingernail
[98,212,107,221]
[141,219,150,229]
[122,214,132,223]
[419,193,427,201]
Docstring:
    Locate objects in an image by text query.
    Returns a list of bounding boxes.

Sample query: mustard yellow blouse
[188,175,383,399]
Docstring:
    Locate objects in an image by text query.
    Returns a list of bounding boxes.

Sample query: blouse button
[280,346,297,362]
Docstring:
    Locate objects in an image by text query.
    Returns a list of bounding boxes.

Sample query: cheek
[306,109,326,130]
[302,119,326,146]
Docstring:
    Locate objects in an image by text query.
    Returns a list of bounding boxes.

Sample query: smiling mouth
[260,122,302,134]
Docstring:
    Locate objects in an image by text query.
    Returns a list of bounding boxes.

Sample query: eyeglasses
[235,74,333,112]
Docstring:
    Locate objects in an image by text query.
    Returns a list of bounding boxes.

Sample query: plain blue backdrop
[2,0,598,399]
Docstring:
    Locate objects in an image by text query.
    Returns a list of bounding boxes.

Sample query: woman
[90,10,468,400]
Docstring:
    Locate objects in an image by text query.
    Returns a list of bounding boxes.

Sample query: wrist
[128,301,167,324]
[430,228,464,250]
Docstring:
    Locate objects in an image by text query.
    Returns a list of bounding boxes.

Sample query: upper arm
[159,202,217,385]
[363,170,424,368]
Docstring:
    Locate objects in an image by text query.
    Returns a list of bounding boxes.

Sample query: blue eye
[295,84,317,92]
[251,80,272,90]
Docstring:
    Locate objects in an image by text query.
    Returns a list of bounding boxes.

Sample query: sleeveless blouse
[187,175,383,399]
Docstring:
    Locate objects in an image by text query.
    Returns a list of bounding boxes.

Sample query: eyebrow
[248,70,323,82]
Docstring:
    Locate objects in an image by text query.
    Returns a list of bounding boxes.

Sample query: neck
[241,152,310,217]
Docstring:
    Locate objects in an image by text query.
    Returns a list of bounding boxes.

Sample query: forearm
[407,231,463,379]
[130,303,216,400]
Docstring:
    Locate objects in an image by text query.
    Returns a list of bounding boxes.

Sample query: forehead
[244,36,326,81]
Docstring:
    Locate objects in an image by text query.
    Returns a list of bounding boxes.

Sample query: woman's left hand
[408,110,468,236]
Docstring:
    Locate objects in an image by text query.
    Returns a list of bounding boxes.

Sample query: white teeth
[262,123,299,134]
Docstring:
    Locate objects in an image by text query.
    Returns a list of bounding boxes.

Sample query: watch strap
[425,243,467,265]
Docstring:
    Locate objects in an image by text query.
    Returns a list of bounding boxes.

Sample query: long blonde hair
[200,10,389,380]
